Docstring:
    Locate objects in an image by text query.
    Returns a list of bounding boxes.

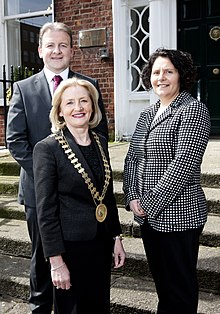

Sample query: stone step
[0,160,20,177]
[110,276,220,314]
[0,218,219,295]
[113,171,220,189]
[113,181,220,215]
[0,195,219,248]
[0,195,25,220]
[0,155,220,188]
[0,218,31,257]
[1,259,220,314]
[0,176,19,195]
[121,237,220,295]
[0,249,220,314]
[0,177,219,216]
[119,208,220,248]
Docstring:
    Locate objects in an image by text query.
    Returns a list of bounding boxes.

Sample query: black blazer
[6,69,108,207]
[33,129,122,258]
[123,91,211,232]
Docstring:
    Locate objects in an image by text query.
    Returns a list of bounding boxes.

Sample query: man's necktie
[53,75,63,92]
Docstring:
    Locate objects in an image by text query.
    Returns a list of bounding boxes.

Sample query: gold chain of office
[54,130,111,222]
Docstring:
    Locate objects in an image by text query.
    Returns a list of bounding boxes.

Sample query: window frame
[2,1,54,73]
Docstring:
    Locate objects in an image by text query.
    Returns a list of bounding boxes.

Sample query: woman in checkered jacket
[123,48,211,314]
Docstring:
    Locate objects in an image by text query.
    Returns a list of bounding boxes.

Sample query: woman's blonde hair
[50,77,102,133]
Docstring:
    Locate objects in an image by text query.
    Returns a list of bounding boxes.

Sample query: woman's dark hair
[141,48,197,92]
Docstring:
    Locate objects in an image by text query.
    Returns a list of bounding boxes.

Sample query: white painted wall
[149,0,177,104]
[0,0,7,103]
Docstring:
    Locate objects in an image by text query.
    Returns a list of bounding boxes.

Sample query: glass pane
[131,67,139,91]
[142,7,149,33]
[5,0,52,15]
[7,15,52,73]
[131,9,139,35]
[182,0,202,20]
[130,6,149,92]
[208,0,220,17]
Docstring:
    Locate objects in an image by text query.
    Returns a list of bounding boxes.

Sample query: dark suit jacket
[6,69,108,207]
[33,129,122,258]
[123,91,211,232]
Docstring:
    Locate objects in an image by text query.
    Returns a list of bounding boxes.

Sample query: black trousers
[53,237,113,314]
[141,221,203,314]
[25,205,53,314]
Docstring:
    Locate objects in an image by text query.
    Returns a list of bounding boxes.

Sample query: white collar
[43,67,69,84]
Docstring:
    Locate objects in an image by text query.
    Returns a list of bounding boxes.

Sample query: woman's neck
[67,126,91,146]
[159,92,180,107]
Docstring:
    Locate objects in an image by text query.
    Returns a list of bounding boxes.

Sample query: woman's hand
[129,199,146,218]
[50,255,71,290]
[113,238,126,268]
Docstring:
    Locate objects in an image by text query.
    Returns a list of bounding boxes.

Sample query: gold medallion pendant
[96,203,107,222]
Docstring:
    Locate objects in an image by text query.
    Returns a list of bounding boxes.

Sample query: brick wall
[55,0,115,140]
[0,108,7,146]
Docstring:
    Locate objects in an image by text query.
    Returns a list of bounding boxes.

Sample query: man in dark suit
[6,22,108,314]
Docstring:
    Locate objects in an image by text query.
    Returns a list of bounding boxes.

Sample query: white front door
[112,0,177,141]
[113,0,150,141]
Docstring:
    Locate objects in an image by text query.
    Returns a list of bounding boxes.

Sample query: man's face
[38,29,73,73]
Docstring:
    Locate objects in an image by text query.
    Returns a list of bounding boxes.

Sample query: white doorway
[113,0,150,141]
[112,0,177,141]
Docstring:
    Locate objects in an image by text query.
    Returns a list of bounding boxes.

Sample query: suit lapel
[142,102,160,136]
[149,92,189,131]
[33,70,52,110]
[68,70,74,78]
[150,105,173,131]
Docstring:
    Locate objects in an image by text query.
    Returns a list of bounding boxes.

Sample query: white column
[149,0,177,52]
[149,0,177,104]
[0,1,6,66]
[0,1,7,102]
[112,0,129,141]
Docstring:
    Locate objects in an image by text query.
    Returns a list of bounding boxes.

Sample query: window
[5,0,53,15]
[23,50,29,63]
[30,51,35,64]
[3,0,53,73]
[129,6,149,92]
[30,32,35,43]
[22,29,28,41]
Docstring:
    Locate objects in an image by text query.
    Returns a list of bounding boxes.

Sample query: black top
[78,141,107,238]
[78,141,103,193]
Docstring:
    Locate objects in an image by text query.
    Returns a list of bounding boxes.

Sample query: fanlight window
[130,6,149,92]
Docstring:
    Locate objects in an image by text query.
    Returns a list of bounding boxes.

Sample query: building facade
[0,0,219,145]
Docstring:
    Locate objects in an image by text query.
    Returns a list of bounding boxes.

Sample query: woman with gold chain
[33,77,125,314]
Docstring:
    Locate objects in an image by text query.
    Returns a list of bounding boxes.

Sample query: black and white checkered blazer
[123,91,211,232]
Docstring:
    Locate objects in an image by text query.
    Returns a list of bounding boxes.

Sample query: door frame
[112,0,177,140]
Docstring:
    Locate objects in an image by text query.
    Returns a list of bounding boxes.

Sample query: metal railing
[0,65,34,147]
